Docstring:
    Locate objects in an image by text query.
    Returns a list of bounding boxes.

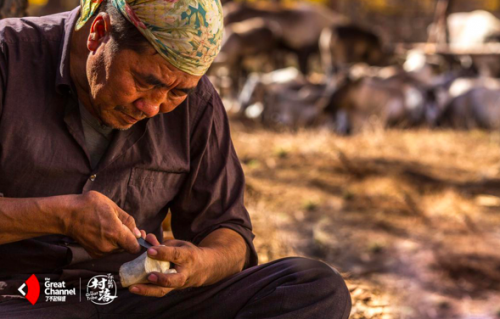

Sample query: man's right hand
[64,191,141,258]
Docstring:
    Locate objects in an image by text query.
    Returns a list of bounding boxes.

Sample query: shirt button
[89,174,97,182]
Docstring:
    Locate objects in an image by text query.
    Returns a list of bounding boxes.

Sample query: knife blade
[137,237,153,250]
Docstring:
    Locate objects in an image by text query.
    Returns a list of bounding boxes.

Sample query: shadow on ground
[231,122,500,319]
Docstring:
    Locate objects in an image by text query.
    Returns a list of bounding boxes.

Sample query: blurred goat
[211,18,282,98]
[238,67,325,129]
[437,78,500,130]
[223,2,346,75]
[323,66,442,134]
[319,24,387,78]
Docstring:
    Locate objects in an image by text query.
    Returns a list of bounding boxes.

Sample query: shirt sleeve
[0,43,6,120]
[169,82,259,268]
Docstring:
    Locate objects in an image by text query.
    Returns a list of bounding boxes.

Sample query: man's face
[86,40,201,130]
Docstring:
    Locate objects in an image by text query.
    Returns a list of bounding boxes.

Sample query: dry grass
[230,120,500,319]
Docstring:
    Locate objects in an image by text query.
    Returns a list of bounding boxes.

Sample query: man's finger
[87,250,105,259]
[147,245,186,264]
[129,284,174,297]
[148,272,187,288]
[116,206,141,238]
[162,238,187,247]
[116,223,141,254]
[146,233,161,246]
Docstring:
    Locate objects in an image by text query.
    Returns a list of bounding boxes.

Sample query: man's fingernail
[148,274,158,282]
[130,287,139,293]
[148,248,157,256]
[134,227,141,238]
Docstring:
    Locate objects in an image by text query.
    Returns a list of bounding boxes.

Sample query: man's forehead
[135,48,201,87]
[133,71,198,94]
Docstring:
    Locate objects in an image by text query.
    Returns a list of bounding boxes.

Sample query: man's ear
[87,12,111,52]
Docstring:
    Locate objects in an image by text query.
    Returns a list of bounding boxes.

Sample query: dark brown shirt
[0,8,257,279]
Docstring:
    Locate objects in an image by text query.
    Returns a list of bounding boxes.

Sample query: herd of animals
[209,2,500,134]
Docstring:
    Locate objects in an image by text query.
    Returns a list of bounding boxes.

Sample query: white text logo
[85,274,118,305]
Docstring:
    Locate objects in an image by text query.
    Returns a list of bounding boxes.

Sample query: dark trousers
[0,257,351,319]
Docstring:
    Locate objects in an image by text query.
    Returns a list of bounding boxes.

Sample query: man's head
[75,0,223,130]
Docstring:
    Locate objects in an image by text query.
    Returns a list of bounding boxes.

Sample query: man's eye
[170,90,186,98]
[135,80,153,91]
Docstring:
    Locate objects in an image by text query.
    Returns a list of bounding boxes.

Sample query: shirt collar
[78,100,114,138]
[55,7,81,95]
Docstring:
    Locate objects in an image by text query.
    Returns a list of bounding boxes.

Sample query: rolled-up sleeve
[169,84,258,268]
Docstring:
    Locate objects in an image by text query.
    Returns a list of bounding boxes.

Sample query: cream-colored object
[119,252,177,287]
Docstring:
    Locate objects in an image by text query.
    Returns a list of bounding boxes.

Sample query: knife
[137,237,153,250]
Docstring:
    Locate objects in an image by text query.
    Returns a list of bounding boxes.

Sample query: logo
[44,278,76,302]
[18,274,40,305]
[86,274,118,305]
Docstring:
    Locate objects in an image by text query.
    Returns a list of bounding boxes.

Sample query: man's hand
[64,191,141,258]
[129,229,248,297]
[129,234,210,297]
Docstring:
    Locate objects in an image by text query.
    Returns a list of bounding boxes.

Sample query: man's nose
[134,90,166,118]
[134,99,160,118]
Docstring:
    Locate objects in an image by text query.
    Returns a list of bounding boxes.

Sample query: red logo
[18,274,40,305]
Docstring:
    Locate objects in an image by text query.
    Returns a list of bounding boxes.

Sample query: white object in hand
[119,251,177,287]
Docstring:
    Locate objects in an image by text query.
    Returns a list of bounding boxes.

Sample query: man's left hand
[129,233,211,297]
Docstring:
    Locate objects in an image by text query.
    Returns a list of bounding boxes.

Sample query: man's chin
[116,126,132,131]
[101,117,133,131]
[109,123,133,131]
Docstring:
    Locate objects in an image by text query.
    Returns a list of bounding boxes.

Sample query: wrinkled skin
[72,12,201,131]
[60,12,202,259]
[130,229,248,297]
[64,11,248,298]
[65,191,142,258]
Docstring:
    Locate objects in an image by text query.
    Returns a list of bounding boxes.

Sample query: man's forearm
[198,228,250,286]
[0,192,142,256]
[0,195,69,245]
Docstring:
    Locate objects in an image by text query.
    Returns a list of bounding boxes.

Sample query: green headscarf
[76,0,224,76]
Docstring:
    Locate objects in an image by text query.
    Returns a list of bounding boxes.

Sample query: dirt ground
[229,119,500,319]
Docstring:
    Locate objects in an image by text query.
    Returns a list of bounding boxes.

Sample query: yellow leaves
[362,0,388,11]
[483,0,500,11]
[28,0,48,6]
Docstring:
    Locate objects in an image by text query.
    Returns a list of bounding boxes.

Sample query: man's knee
[275,257,351,317]
[277,257,346,282]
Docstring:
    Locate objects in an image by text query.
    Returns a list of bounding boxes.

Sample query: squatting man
[0,0,351,317]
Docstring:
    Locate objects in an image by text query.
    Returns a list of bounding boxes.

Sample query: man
[0,0,351,317]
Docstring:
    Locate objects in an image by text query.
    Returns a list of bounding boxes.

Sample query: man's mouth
[119,110,140,125]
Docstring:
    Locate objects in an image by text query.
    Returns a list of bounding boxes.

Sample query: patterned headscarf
[76,0,224,76]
